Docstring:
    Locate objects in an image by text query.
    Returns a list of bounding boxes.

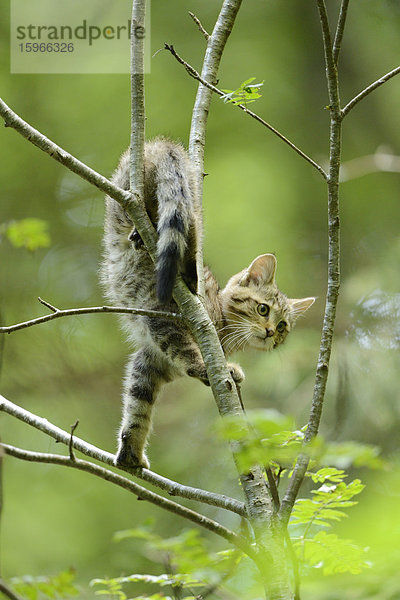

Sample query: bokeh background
[1,0,399,598]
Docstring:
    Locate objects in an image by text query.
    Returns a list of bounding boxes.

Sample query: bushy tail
[154,142,198,303]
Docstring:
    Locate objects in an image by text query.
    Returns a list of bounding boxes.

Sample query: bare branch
[130,0,146,201]
[0,98,132,208]
[2,443,252,555]
[0,395,245,517]
[342,65,400,118]
[0,579,24,600]
[333,0,350,65]
[0,304,181,335]
[0,97,159,262]
[188,1,243,299]
[188,12,210,41]
[165,44,327,181]
[38,297,58,312]
[69,420,79,461]
[279,0,343,525]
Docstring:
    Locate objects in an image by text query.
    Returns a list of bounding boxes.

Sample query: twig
[265,467,280,510]
[165,44,328,181]
[38,297,58,312]
[279,0,343,526]
[341,65,400,117]
[0,304,181,334]
[189,12,210,41]
[69,420,79,461]
[0,395,246,517]
[332,0,350,65]
[0,579,24,600]
[0,97,159,262]
[2,443,252,556]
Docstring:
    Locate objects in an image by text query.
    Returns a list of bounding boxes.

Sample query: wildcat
[101,138,315,469]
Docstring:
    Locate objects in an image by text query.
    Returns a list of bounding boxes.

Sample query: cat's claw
[128,227,145,250]
[228,363,245,384]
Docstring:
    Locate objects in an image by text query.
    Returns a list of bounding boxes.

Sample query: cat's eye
[277,320,287,333]
[257,303,270,317]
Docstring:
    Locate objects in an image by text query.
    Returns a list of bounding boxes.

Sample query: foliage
[300,531,370,576]
[221,77,264,105]
[216,409,385,474]
[290,467,369,577]
[10,570,79,600]
[89,523,241,599]
[1,218,51,251]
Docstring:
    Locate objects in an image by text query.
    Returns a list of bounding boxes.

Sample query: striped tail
[154,142,198,303]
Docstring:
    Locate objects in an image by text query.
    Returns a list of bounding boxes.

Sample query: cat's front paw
[115,433,150,469]
[227,362,245,384]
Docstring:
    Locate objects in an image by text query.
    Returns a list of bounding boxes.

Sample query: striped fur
[101,141,315,468]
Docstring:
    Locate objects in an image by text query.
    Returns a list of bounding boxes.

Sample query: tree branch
[1,25,281,592]
[188,0,243,300]
[279,0,343,526]
[332,0,350,65]
[0,97,159,263]
[0,83,270,535]
[0,579,24,600]
[188,12,210,41]
[130,0,146,201]
[2,443,252,556]
[0,303,181,335]
[0,395,246,517]
[165,44,328,181]
[341,65,400,118]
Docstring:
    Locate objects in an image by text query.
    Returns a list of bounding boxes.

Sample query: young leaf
[299,531,370,575]
[4,218,51,251]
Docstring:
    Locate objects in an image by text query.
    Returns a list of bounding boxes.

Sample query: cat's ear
[289,297,316,320]
[241,253,277,286]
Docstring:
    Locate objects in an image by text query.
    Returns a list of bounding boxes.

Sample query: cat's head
[219,254,315,354]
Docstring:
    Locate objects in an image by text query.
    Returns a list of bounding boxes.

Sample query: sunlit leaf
[4,218,51,251]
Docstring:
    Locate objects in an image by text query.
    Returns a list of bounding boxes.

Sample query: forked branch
[165,44,327,181]
[3,443,251,554]
[0,302,181,335]
[0,395,246,517]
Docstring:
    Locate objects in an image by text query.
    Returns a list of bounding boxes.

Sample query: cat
[101,138,315,469]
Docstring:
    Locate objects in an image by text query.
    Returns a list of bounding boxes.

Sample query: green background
[1,0,399,598]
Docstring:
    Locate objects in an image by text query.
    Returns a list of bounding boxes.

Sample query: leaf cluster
[90,523,242,599]
[290,468,369,576]
[1,218,51,251]
[11,569,79,600]
[221,77,264,105]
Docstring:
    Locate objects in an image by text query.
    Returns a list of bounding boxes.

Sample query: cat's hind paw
[115,434,150,469]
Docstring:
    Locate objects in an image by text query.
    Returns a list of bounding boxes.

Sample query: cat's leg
[183,343,245,385]
[116,348,165,469]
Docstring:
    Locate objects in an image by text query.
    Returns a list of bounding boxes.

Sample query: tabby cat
[101,138,315,468]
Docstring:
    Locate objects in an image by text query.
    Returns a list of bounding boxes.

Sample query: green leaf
[220,77,264,105]
[298,531,370,575]
[4,218,51,251]
[321,440,386,470]
[290,479,365,529]
[309,467,348,484]
[11,569,79,599]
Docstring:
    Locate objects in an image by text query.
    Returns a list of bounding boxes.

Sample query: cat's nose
[266,328,275,338]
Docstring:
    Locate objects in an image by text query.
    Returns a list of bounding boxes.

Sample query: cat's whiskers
[221,321,256,353]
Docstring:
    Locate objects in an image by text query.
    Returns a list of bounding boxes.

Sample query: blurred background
[1,0,399,598]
